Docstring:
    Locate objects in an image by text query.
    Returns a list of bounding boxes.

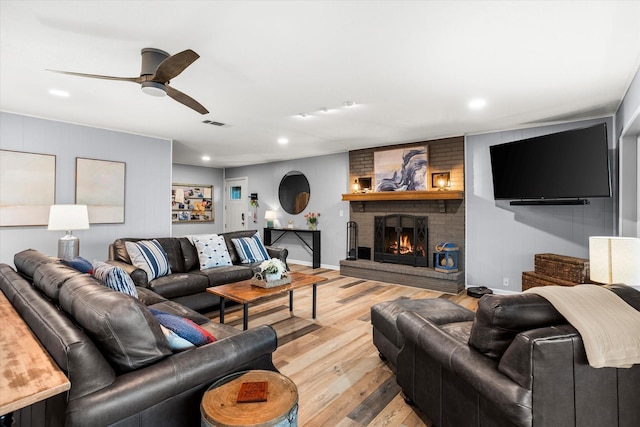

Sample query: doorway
[224,177,248,232]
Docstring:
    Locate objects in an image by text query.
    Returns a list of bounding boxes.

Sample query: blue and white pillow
[150,308,216,346]
[231,233,270,263]
[125,239,171,280]
[92,261,138,298]
[192,234,232,270]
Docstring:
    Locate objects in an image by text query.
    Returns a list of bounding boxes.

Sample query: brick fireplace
[340,136,465,293]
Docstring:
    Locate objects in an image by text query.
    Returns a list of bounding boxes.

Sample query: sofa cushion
[195,264,254,286]
[14,248,57,280]
[125,239,172,280]
[59,275,172,373]
[33,262,80,302]
[193,234,232,269]
[231,233,270,263]
[92,261,138,298]
[468,293,565,360]
[148,273,210,299]
[178,237,200,272]
[155,237,186,273]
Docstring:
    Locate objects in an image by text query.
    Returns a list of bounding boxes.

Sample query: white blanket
[525,285,640,368]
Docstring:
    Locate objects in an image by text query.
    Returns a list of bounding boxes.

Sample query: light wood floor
[207,264,478,427]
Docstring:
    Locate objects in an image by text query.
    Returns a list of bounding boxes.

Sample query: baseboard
[287,258,338,270]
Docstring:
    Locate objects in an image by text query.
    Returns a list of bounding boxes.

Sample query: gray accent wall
[465,117,615,292]
[226,153,350,268]
[171,163,225,236]
[0,112,172,265]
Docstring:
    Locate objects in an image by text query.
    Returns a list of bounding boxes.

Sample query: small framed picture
[431,172,450,189]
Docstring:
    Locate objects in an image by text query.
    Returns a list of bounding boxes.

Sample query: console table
[263,228,321,268]
[0,291,70,425]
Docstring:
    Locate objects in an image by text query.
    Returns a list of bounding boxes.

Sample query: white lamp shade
[264,210,277,220]
[48,205,90,231]
[589,236,640,285]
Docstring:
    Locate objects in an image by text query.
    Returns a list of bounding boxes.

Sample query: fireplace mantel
[341,190,463,202]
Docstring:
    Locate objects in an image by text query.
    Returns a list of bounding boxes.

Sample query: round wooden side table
[201,370,298,427]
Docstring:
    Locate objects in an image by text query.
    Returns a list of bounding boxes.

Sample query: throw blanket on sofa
[526,285,640,368]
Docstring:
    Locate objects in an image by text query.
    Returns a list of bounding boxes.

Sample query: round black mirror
[278,171,310,214]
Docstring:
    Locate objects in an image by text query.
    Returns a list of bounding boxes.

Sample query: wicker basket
[534,253,590,283]
[250,275,292,289]
[522,271,578,290]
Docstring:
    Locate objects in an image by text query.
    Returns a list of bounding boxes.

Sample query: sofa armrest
[64,325,278,426]
[105,259,149,287]
[266,246,289,269]
[498,324,581,390]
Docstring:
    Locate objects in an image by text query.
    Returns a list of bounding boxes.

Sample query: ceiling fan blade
[47,69,142,83]
[152,49,200,83]
[165,85,209,115]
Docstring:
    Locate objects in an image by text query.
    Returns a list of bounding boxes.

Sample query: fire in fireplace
[374,215,428,267]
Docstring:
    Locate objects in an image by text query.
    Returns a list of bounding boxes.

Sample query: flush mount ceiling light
[201,155,210,161]
[468,98,487,110]
[49,89,70,97]
[141,81,167,97]
[277,138,289,145]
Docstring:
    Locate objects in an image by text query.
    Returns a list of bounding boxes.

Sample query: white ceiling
[1,1,640,168]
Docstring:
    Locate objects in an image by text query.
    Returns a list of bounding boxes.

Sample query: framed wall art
[374,146,428,192]
[0,150,56,227]
[76,158,125,224]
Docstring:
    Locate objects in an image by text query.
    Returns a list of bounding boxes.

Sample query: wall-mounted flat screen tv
[489,123,610,204]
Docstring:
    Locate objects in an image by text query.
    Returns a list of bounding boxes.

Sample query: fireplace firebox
[374,215,428,267]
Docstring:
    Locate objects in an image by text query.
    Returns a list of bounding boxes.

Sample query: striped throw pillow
[92,261,138,298]
[125,239,172,280]
[231,233,270,263]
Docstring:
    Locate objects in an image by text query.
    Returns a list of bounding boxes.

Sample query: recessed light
[468,98,487,110]
[298,113,309,118]
[343,101,356,107]
[277,138,289,145]
[49,89,69,97]
[202,155,211,161]
[320,107,331,113]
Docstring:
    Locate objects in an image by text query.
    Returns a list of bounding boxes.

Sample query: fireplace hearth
[374,215,428,267]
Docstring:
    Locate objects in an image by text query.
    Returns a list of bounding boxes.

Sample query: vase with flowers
[259,258,287,282]
[304,212,320,230]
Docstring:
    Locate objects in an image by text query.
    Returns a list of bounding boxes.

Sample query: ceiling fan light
[141,81,167,97]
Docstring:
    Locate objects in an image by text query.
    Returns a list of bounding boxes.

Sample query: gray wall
[0,112,172,265]
[465,117,615,292]
[226,153,350,268]
[171,163,224,236]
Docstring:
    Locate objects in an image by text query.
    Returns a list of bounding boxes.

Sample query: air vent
[202,120,226,127]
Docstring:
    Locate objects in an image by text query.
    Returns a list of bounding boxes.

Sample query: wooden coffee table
[206,272,327,330]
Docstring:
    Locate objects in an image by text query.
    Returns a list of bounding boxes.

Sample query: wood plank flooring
[206,264,478,427]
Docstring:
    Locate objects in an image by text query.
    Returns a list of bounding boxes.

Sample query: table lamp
[589,236,640,286]
[48,204,89,260]
[265,210,277,228]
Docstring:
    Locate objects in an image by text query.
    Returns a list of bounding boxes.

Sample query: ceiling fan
[48,48,209,114]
